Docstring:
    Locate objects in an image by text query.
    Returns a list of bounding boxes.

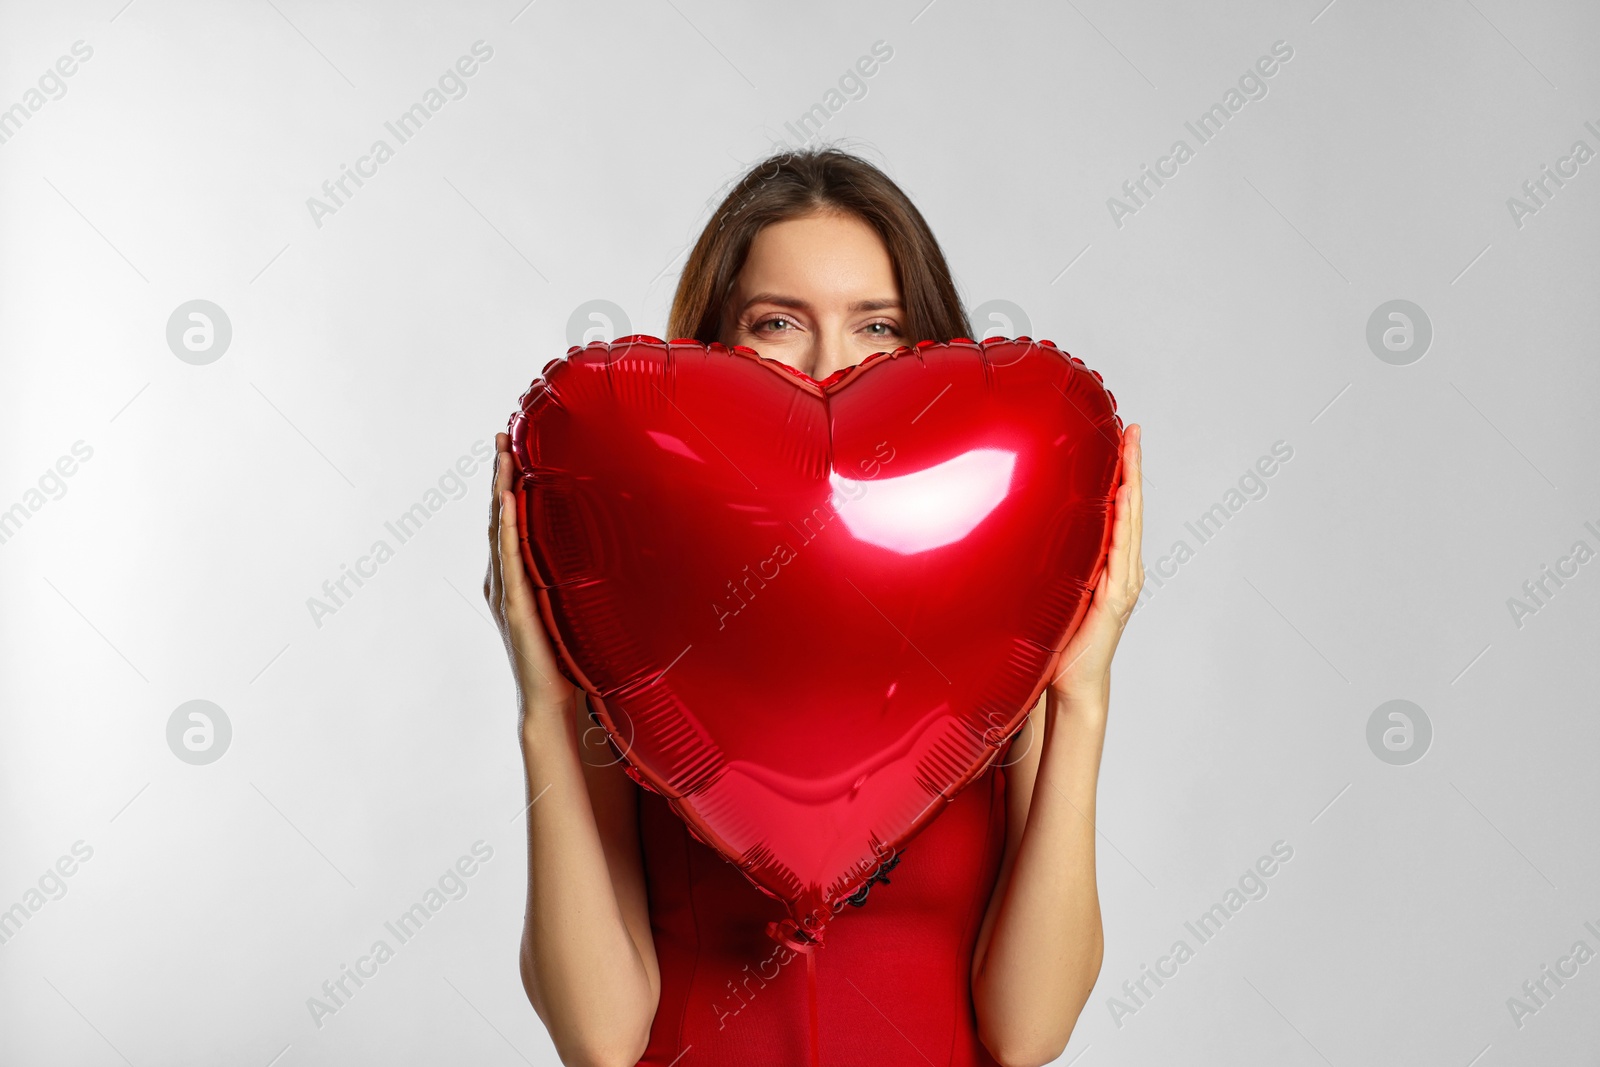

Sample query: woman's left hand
[1048,423,1143,710]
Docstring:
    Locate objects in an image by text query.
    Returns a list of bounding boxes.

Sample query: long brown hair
[666,147,972,346]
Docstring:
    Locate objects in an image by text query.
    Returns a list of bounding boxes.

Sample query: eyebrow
[740,292,902,314]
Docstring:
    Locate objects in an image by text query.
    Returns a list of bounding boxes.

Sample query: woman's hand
[485,431,576,718]
[971,424,1139,1063]
[490,428,660,1064]
[1048,423,1143,710]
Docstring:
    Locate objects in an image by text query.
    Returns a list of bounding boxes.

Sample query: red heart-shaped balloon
[509,336,1122,948]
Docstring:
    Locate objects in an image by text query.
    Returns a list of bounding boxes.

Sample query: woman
[485,147,1144,1067]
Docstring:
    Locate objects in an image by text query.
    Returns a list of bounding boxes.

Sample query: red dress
[635,763,1008,1066]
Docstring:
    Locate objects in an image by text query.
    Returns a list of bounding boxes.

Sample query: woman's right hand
[490,437,659,1066]
[485,431,576,718]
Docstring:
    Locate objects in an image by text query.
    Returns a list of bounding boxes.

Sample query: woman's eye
[864,321,899,337]
[755,316,795,333]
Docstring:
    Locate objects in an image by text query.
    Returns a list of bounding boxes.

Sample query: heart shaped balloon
[508,336,1123,948]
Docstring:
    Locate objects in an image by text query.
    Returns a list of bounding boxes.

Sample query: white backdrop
[2,0,1598,1064]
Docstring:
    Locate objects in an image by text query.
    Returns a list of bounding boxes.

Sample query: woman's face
[719,209,906,381]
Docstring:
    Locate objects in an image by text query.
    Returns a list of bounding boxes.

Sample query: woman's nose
[811,330,848,380]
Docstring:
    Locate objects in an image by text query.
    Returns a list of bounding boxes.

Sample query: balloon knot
[767,918,825,953]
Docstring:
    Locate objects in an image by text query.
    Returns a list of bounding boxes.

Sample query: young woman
[485,148,1144,1067]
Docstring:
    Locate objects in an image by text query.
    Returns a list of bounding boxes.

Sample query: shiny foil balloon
[508,336,1124,949]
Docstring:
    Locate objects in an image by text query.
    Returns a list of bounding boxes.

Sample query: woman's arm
[970,424,1143,1067]
[517,698,660,1067]
[970,691,1109,1066]
[487,433,660,1067]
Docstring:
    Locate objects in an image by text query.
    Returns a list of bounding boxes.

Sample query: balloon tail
[805,944,821,1067]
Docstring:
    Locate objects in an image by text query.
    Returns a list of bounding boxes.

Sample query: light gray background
[2,0,1597,1064]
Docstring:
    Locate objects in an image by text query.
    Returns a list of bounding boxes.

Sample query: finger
[488,440,507,538]
[1102,480,1132,596]
[1111,426,1140,595]
[490,434,509,509]
[1127,425,1144,585]
[497,486,558,688]
[497,485,533,612]
[486,451,510,606]
[1092,549,1112,607]
[1053,569,1107,685]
